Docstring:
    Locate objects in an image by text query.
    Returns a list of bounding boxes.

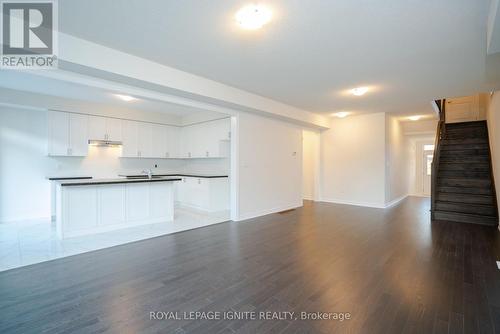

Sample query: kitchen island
[55,177,181,239]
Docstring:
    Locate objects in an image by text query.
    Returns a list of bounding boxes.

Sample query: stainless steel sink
[124,175,164,179]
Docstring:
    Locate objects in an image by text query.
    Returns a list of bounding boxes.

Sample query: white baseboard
[384,195,408,208]
[319,195,409,209]
[408,193,430,198]
[302,196,316,201]
[319,198,386,209]
[236,202,303,221]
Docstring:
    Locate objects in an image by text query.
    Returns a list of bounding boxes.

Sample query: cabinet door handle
[206,151,209,157]
[198,178,201,184]
[188,152,191,158]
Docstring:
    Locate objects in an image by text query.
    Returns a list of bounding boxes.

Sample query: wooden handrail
[430,99,446,219]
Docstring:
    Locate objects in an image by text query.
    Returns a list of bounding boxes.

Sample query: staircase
[432,121,499,226]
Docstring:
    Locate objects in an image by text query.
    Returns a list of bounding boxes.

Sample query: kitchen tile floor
[0,208,230,272]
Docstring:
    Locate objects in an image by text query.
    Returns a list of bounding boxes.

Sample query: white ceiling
[57,0,500,116]
[0,71,204,116]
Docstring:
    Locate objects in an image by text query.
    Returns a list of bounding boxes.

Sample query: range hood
[88,139,123,147]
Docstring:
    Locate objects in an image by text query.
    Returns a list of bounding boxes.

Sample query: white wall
[0,106,228,222]
[320,113,387,208]
[236,112,303,220]
[487,91,500,217]
[401,119,438,135]
[302,130,320,200]
[385,115,409,205]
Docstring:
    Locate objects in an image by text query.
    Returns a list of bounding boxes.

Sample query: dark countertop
[58,177,182,187]
[118,173,229,179]
[47,176,93,181]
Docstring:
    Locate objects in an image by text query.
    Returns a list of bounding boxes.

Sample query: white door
[423,151,433,196]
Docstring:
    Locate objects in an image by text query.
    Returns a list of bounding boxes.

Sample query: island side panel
[57,181,176,239]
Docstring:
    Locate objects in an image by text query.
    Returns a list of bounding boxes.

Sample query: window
[426,155,433,176]
[424,144,435,151]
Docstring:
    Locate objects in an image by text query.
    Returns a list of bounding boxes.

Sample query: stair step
[445,121,486,128]
[435,201,497,216]
[438,178,492,188]
[442,138,489,145]
[438,170,491,178]
[434,210,498,226]
[445,123,486,131]
[437,193,495,205]
[437,186,493,195]
[440,155,490,163]
[445,132,488,140]
[441,143,489,151]
[439,162,490,171]
[440,149,489,156]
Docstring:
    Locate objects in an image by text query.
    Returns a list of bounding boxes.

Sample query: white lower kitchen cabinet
[56,181,176,238]
[175,177,229,212]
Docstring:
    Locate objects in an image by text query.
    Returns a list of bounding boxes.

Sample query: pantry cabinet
[175,177,229,212]
[180,118,230,158]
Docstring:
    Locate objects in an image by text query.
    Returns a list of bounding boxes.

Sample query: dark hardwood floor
[2,197,500,333]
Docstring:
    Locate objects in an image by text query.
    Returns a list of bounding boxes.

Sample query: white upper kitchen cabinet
[165,125,180,158]
[181,118,231,158]
[48,111,88,156]
[180,125,194,158]
[151,124,168,158]
[88,116,122,141]
[137,122,153,158]
[121,120,139,158]
[69,113,89,156]
[88,116,106,140]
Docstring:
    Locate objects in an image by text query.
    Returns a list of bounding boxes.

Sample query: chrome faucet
[142,168,153,179]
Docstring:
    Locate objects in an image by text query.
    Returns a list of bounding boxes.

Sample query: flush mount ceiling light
[235,4,272,30]
[350,87,369,96]
[333,112,350,118]
[408,115,421,121]
[114,94,138,102]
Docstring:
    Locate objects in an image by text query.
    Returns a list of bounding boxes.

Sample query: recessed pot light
[114,94,137,102]
[408,115,421,121]
[235,4,272,30]
[332,112,350,118]
[351,87,369,96]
